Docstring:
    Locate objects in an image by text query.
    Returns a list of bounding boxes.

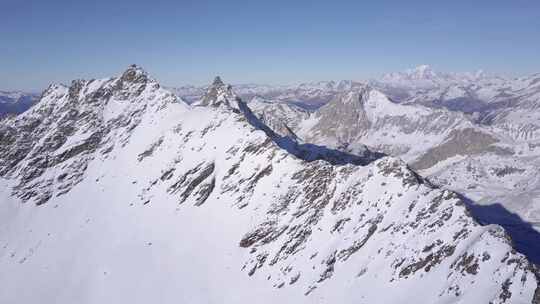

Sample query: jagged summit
[314,84,392,115]
[0,66,181,203]
[212,75,224,86]
[117,64,158,94]
[111,64,162,100]
[25,65,165,117]
[196,76,240,110]
[121,64,148,82]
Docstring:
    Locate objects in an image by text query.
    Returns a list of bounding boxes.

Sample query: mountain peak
[407,64,436,79]
[120,64,149,84]
[212,76,224,86]
[196,77,239,110]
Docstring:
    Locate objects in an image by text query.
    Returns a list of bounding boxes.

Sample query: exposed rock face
[0,67,538,303]
[246,76,540,238]
[411,128,500,170]
[238,157,538,302]
[0,64,177,205]
[196,76,240,110]
[247,97,310,139]
[307,88,371,145]
[292,85,478,162]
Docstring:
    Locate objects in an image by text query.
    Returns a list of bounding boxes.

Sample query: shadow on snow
[237,100,385,166]
[238,99,540,264]
[458,194,540,265]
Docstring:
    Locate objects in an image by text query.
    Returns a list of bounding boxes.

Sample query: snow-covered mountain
[369,67,540,228]
[172,65,539,119]
[372,65,540,118]
[242,73,540,267]
[173,67,540,231]
[1,65,538,303]
[376,65,492,90]
[0,90,39,117]
[171,80,366,109]
[477,73,540,140]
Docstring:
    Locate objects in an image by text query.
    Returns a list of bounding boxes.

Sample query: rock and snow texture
[194,76,241,111]
[172,79,368,109]
[246,97,310,139]
[0,66,539,303]
[294,86,478,161]
[0,65,174,205]
[373,68,540,233]
[226,67,540,247]
[372,66,540,142]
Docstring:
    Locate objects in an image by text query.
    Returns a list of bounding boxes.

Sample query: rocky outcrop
[411,128,501,170]
[0,65,178,205]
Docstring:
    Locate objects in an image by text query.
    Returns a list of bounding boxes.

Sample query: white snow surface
[0,66,538,303]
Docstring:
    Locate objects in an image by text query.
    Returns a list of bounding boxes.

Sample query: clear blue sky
[1,0,540,90]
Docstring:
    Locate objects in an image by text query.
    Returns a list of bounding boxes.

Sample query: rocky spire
[120,64,149,84]
[114,64,160,97]
[212,76,224,87]
[196,76,240,111]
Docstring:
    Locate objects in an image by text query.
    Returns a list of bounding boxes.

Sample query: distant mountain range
[170,65,540,114]
[0,90,40,117]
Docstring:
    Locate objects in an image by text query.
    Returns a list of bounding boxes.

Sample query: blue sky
[1,0,540,90]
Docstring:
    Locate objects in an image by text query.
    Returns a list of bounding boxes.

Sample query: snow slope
[0,66,538,303]
[244,70,540,242]
[169,66,540,234]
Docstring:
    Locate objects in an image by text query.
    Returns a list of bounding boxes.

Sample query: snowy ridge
[0,64,181,204]
[0,66,538,303]
[240,68,540,241]
[291,85,478,162]
[172,79,367,109]
[370,67,540,227]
